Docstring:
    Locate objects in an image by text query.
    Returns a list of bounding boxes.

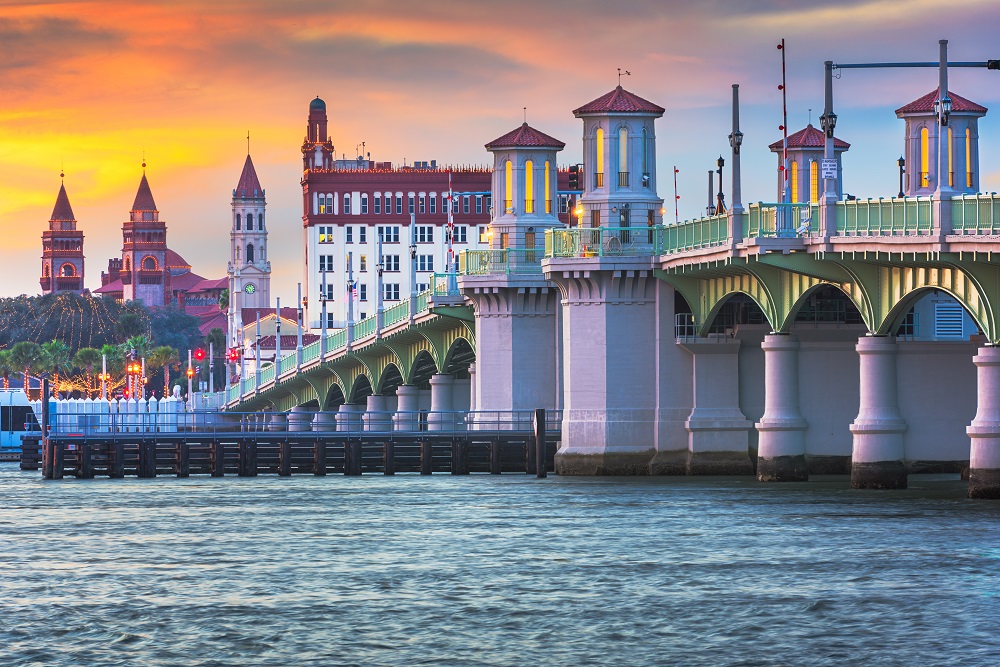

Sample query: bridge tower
[895,89,987,197]
[227,153,271,348]
[460,123,566,417]
[40,175,85,295]
[768,125,849,203]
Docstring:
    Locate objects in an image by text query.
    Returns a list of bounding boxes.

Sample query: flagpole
[673,166,680,225]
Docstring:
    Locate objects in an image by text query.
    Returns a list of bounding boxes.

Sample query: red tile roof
[164,249,190,269]
[485,123,565,150]
[94,279,124,294]
[573,86,665,116]
[187,277,228,294]
[50,183,76,221]
[235,154,264,198]
[895,88,987,115]
[241,307,300,327]
[185,305,228,337]
[170,270,207,292]
[132,173,157,211]
[768,124,850,151]
[256,334,321,350]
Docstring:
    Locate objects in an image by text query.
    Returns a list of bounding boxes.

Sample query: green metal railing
[383,300,410,326]
[302,338,321,363]
[951,193,1000,234]
[546,226,659,258]
[278,353,296,376]
[327,330,346,350]
[660,213,729,253]
[259,363,275,385]
[354,315,377,339]
[226,384,240,404]
[835,197,932,235]
[415,290,430,312]
[460,248,544,275]
[746,202,816,238]
[432,272,461,296]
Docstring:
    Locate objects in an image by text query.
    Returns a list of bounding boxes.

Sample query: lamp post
[715,155,726,215]
[897,156,906,198]
[729,84,744,216]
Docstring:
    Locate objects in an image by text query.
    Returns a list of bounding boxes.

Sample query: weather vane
[247,130,251,155]
[618,68,631,85]
[523,107,527,123]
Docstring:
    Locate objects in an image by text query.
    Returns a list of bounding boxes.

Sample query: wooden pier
[30,430,556,479]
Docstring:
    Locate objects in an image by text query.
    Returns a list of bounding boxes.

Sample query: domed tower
[121,169,168,306]
[301,96,334,170]
[573,86,665,229]
[768,125,850,203]
[40,175,85,295]
[484,123,565,251]
[227,152,271,347]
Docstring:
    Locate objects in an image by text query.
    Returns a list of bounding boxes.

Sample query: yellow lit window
[524,160,534,213]
[810,160,819,203]
[790,161,799,202]
[966,127,973,188]
[921,127,929,187]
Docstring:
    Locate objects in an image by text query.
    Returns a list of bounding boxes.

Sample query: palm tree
[149,346,180,398]
[0,349,13,389]
[40,340,73,397]
[73,347,102,398]
[100,344,123,398]
[218,288,229,312]
[10,341,43,399]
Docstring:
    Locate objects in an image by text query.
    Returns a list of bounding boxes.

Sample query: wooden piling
[384,441,395,475]
[177,442,189,478]
[110,442,125,478]
[41,379,52,480]
[313,440,327,476]
[420,441,432,475]
[211,442,224,477]
[278,441,292,476]
[534,408,547,479]
[52,441,64,480]
[452,439,469,475]
[490,439,502,474]
[526,435,537,475]
[348,441,362,476]
[80,442,94,479]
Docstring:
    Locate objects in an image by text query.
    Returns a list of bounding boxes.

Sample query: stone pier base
[851,461,908,489]
[968,468,1000,499]
[554,449,654,476]
[687,450,753,476]
[757,454,809,482]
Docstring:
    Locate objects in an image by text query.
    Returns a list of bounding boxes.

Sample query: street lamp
[897,156,906,198]
[934,96,952,126]
[728,128,743,154]
[715,155,726,214]
[820,110,837,138]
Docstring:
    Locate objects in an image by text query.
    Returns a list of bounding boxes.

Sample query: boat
[0,389,40,462]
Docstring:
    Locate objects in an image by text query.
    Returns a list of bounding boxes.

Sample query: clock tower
[227,152,271,347]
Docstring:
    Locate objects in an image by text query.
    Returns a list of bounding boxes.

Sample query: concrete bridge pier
[678,337,753,475]
[968,345,1000,499]
[336,403,364,432]
[363,394,392,431]
[427,373,455,431]
[756,334,808,481]
[393,384,421,431]
[850,335,908,489]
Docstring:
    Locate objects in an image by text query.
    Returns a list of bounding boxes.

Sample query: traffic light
[193,348,206,362]
[186,367,194,379]
[568,164,580,190]
[228,348,240,363]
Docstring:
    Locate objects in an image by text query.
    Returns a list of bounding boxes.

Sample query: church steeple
[228,150,271,347]
[121,168,168,305]
[40,175,85,295]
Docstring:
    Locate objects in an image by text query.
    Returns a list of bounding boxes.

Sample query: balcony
[524,200,535,213]
[137,270,163,285]
[594,172,604,188]
[618,171,630,187]
[39,277,51,291]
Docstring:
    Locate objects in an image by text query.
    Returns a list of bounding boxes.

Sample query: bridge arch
[348,374,374,404]
[442,337,475,374]
[407,350,438,386]
[879,285,987,339]
[376,362,405,395]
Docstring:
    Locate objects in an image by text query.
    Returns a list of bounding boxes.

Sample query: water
[1,464,998,667]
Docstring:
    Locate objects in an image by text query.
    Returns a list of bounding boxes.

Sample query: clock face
[244,283,256,295]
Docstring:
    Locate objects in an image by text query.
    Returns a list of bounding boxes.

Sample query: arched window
[142,256,156,271]
[966,127,973,188]
[61,264,75,277]
[920,127,929,187]
[544,161,551,213]
[504,160,512,212]
[43,264,50,277]
[618,126,628,186]
[236,213,241,231]
[247,214,254,231]
[261,244,266,260]
[642,127,649,175]
[247,244,255,264]
[790,161,799,202]
[596,127,604,187]
[948,127,954,187]
[124,257,131,272]
[810,160,819,203]
[259,212,264,229]
[524,160,534,213]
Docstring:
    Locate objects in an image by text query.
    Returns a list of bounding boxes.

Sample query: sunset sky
[2,0,999,301]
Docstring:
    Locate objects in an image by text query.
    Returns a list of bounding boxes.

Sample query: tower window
[61,264,75,277]
[810,160,819,203]
[921,127,929,187]
[247,214,254,231]
[247,244,255,264]
[236,214,242,231]
[142,256,156,271]
[791,161,799,202]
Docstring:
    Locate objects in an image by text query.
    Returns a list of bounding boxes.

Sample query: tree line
[0,293,226,399]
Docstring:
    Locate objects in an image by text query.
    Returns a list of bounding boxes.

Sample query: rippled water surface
[1,463,999,666]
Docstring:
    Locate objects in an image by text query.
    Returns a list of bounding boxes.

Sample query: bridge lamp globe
[728,129,743,154]
[820,111,837,138]
[935,97,952,126]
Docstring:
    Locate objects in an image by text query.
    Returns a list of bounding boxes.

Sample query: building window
[810,161,819,203]
[236,213,242,230]
[591,210,600,228]
[384,255,400,272]
[324,312,336,329]
[247,214,254,231]
[325,195,333,213]
[791,161,799,202]
[359,284,368,301]
[361,194,369,214]
[921,127,929,187]
[504,160,513,212]
[416,226,434,243]
[247,244,255,263]
[618,126,628,186]
[545,161,551,213]
[359,255,368,272]
[967,127,973,188]
[383,284,400,301]
[318,197,327,214]
[419,196,426,214]
[374,194,381,214]
[319,254,334,271]
[408,195,415,214]
[359,311,367,320]
[463,196,470,214]
[948,127,954,188]
[378,226,400,243]
[485,194,492,213]
[595,127,604,187]
[642,127,649,176]
[319,226,335,243]
[345,227,353,243]
[525,160,534,213]
[430,196,437,214]
[416,282,429,292]
[476,196,483,214]
[416,254,434,272]
[344,194,352,215]
[560,194,569,214]
[396,196,403,215]
[321,283,335,301]
[453,225,468,243]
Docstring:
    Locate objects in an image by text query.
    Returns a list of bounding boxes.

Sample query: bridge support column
[393,384,420,431]
[336,403,364,432]
[850,335,907,489]
[546,262,657,475]
[679,338,753,475]
[363,394,391,431]
[967,346,1000,499]
[427,373,454,431]
[756,334,808,481]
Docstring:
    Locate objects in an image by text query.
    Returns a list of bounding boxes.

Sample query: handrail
[546,226,659,258]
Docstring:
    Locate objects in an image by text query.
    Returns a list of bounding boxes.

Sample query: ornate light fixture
[728,129,744,154]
